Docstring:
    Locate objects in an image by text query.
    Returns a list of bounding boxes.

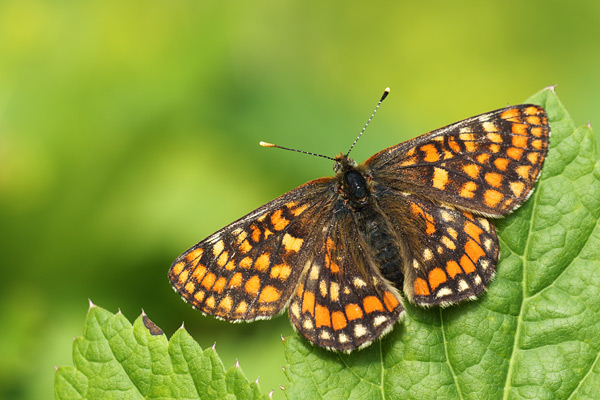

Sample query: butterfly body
[170,103,549,351]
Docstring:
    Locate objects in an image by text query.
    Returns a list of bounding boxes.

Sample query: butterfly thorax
[334,153,405,288]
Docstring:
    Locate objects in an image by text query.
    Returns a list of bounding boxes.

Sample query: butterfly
[169,89,550,352]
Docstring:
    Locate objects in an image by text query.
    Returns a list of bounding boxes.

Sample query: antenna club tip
[259,141,275,147]
[384,87,390,93]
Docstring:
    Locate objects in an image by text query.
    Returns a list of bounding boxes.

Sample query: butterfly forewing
[366,105,549,216]
[169,178,337,321]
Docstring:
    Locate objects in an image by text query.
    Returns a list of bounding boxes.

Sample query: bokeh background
[1,1,598,398]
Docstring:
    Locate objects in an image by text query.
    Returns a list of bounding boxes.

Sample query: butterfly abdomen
[356,204,405,289]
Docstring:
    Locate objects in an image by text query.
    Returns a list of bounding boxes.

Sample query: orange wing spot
[235,301,248,315]
[251,225,261,242]
[446,260,462,278]
[213,277,227,293]
[433,167,449,190]
[484,172,503,188]
[295,283,304,296]
[460,254,476,274]
[186,248,203,262]
[217,251,229,267]
[315,304,331,328]
[512,123,528,136]
[270,209,290,231]
[400,157,417,167]
[487,132,503,143]
[527,152,540,165]
[426,221,436,235]
[259,285,281,303]
[512,134,529,148]
[531,139,543,150]
[205,296,216,309]
[258,304,275,313]
[177,269,189,285]
[194,290,205,303]
[290,203,309,216]
[171,262,185,276]
[494,157,509,171]
[302,291,315,315]
[428,267,447,291]
[525,106,540,115]
[331,311,347,330]
[463,163,480,179]
[448,137,461,153]
[254,253,270,272]
[421,144,440,162]
[191,265,207,281]
[325,253,340,274]
[345,303,364,321]
[501,108,521,121]
[228,272,243,288]
[507,147,524,160]
[464,221,484,244]
[531,127,544,137]
[185,281,196,294]
[516,165,532,180]
[264,228,274,239]
[489,144,501,153]
[414,277,431,296]
[460,181,477,199]
[225,260,236,271]
[363,296,385,314]
[459,132,474,141]
[217,296,233,313]
[484,189,503,207]
[201,273,216,290]
[510,181,526,197]
[257,213,267,222]
[245,275,261,295]
[383,291,400,311]
[271,264,292,280]
[464,140,476,152]
[239,239,252,254]
[526,116,541,125]
[326,237,335,251]
[465,239,485,264]
[239,257,253,269]
[244,275,260,296]
[477,153,491,164]
[482,122,497,133]
[282,233,304,253]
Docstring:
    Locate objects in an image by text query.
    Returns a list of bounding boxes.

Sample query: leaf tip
[269,390,274,399]
[235,359,240,368]
[543,84,557,92]
[212,342,216,350]
[255,376,260,384]
[280,335,286,342]
[141,308,146,317]
[88,298,96,309]
[279,385,286,391]
[117,308,122,315]
[179,321,186,330]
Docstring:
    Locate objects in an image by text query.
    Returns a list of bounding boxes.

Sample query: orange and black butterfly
[169,89,549,352]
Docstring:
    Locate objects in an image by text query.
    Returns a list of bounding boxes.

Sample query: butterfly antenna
[346,87,390,157]
[259,141,335,161]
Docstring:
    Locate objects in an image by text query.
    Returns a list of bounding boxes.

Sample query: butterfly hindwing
[366,104,549,217]
[287,212,404,351]
[377,190,498,306]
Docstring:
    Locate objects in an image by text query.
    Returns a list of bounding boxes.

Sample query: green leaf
[54,303,269,400]
[283,88,600,400]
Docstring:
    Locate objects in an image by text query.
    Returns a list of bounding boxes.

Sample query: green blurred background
[0,0,598,398]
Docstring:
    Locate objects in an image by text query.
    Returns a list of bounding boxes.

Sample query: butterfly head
[333,153,357,173]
